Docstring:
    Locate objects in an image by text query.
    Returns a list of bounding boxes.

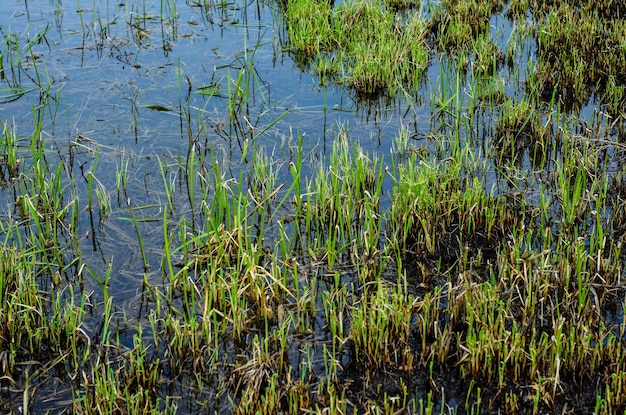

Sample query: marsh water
[3,0,626,413]
[0,0,427,294]
[0,1,437,411]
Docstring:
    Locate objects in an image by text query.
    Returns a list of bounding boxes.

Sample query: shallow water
[2,0,625,413]
[0,0,425,307]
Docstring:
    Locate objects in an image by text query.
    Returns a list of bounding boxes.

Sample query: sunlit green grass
[283,0,429,97]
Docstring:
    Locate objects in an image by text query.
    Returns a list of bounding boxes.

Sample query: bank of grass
[390,127,626,412]
[3,111,626,413]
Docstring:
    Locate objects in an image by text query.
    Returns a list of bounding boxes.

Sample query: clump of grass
[0,247,47,362]
[0,243,89,412]
[340,6,429,96]
[282,0,429,97]
[429,0,505,53]
[494,98,546,164]
[282,0,335,55]
[73,327,176,414]
[312,53,341,86]
[303,127,384,272]
[524,3,626,109]
[601,74,626,117]
[388,149,517,272]
[0,120,20,178]
[471,34,504,76]
[349,279,414,371]
[474,77,508,108]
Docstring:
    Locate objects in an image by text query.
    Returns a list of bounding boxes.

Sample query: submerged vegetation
[3,0,626,414]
